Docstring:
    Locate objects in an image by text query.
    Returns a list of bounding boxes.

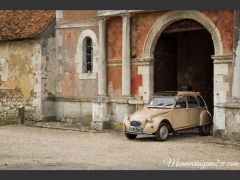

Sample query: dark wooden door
[154,36,177,93]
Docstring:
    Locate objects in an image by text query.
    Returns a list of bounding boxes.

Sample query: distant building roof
[0,10,55,41]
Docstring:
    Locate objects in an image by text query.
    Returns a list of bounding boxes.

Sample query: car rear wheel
[199,124,211,136]
[155,123,169,141]
[125,133,137,140]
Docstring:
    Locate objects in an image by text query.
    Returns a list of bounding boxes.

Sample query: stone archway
[141,10,223,99]
[143,10,223,60]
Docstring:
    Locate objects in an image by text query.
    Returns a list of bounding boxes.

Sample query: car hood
[130,107,171,122]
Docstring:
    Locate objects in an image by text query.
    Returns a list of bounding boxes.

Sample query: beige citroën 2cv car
[123,91,213,141]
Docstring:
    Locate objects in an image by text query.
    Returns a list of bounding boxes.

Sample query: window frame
[186,95,200,109]
[174,96,187,109]
[75,29,98,80]
[196,95,207,108]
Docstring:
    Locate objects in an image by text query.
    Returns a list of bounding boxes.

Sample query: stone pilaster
[232,43,240,99]
[138,58,154,103]
[91,16,109,131]
[121,13,131,97]
[212,55,232,131]
[98,16,107,96]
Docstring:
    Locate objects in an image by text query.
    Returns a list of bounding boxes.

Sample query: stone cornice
[55,23,96,29]
[106,58,154,66]
[215,100,240,109]
[97,10,150,17]
[212,54,233,64]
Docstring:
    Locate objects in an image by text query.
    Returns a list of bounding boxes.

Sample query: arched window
[83,37,93,73]
[75,29,98,79]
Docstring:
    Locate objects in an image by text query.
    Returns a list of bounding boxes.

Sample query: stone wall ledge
[95,95,110,103]
[215,100,240,109]
[45,96,95,102]
[110,96,144,104]
[213,129,240,142]
[45,96,145,105]
[128,99,144,105]
[97,10,152,17]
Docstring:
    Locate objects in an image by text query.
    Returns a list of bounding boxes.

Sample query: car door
[187,95,200,127]
[172,96,189,129]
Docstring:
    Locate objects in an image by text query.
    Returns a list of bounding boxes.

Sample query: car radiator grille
[130,121,141,127]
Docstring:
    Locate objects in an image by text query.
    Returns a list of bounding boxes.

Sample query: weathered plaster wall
[107,16,122,60]
[131,11,167,59]
[0,40,42,120]
[56,11,99,100]
[106,64,142,98]
[202,10,233,55]
[131,65,142,97]
[105,17,123,99]
[57,10,98,25]
[107,65,122,99]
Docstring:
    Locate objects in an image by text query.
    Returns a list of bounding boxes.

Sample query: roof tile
[0,10,55,41]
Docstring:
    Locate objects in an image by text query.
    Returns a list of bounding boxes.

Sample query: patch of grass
[0,119,18,126]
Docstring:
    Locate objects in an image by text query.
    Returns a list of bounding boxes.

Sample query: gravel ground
[0,125,239,170]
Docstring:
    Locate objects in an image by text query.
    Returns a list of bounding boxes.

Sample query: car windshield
[148,96,175,108]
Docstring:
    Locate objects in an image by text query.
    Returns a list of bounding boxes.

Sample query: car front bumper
[123,125,143,134]
[123,125,154,135]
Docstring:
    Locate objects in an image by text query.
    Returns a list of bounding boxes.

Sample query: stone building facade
[0,10,56,121]
[1,10,240,141]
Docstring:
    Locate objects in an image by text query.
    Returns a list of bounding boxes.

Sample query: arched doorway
[142,11,223,117]
[153,19,214,114]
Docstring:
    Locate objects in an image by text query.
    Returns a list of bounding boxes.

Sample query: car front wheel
[125,133,137,140]
[199,124,211,136]
[155,123,169,141]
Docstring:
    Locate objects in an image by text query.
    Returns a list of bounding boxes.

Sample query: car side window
[197,95,206,107]
[175,96,187,109]
[187,96,199,108]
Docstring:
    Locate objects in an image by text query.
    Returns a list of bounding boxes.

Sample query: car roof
[153,91,200,97]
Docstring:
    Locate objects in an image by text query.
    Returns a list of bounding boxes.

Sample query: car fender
[143,114,172,134]
[199,110,212,126]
